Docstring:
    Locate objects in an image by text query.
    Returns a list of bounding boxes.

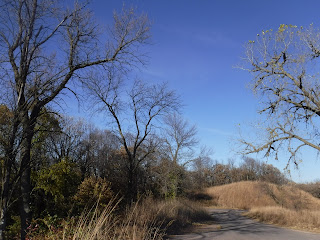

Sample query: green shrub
[33,159,82,216]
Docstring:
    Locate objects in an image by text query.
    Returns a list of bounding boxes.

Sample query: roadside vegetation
[248,207,320,232]
[205,181,320,232]
[24,198,212,240]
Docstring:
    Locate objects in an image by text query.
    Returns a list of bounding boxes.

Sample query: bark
[20,168,31,240]
[19,110,37,240]
[127,158,138,203]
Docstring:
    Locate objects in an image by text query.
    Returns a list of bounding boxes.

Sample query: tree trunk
[0,157,13,240]
[127,158,138,203]
[19,117,35,240]
[0,174,10,240]
[20,167,31,240]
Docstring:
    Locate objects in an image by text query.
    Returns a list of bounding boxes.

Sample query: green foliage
[33,160,82,217]
[74,177,114,209]
[35,160,81,202]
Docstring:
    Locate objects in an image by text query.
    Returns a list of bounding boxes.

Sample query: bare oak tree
[240,24,320,168]
[0,0,150,238]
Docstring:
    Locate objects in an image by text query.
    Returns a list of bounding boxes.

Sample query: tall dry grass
[66,198,165,240]
[247,206,320,232]
[205,181,320,210]
[69,198,212,239]
[205,181,320,232]
[28,198,211,240]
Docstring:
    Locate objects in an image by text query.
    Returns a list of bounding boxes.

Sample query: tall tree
[0,0,150,238]
[156,113,198,198]
[84,77,180,202]
[240,24,320,168]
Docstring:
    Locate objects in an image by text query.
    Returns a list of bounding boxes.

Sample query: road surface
[167,209,320,240]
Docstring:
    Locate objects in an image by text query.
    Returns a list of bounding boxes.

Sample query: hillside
[205,181,320,210]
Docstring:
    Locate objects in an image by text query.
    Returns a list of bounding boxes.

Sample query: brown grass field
[205,181,320,232]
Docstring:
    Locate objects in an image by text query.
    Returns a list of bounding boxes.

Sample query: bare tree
[0,0,150,238]
[239,24,320,168]
[192,147,213,189]
[46,116,88,163]
[84,76,180,202]
[155,113,198,198]
[163,113,198,164]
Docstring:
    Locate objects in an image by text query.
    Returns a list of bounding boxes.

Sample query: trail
[167,209,320,240]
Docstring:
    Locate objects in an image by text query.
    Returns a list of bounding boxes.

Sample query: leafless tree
[239,24,320,169]
[84,76,180,202]
[192,146,213,189]
[154,113,198,197]
[163,113,198,164]
[0,0,151,238]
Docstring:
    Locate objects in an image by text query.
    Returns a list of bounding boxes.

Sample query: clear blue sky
[71,0,320,182]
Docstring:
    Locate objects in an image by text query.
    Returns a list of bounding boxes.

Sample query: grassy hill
[204,181,320,232]
[205,181,320,210]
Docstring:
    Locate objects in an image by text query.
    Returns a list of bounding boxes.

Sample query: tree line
[0,103,288,238]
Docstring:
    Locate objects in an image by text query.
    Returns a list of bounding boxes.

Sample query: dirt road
[167,209,320,240]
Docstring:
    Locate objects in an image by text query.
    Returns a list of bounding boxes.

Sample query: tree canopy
[240,24,320,167]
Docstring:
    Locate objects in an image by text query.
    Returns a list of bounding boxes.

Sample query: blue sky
[71,0,320,182]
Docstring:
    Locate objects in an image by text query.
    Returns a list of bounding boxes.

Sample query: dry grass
[205,181,320,210]
[151,198,213,234]
[205,181,320,232]
[70,198,212,239]
[247,206,320,232]
[28,198,211,240]
[68,198,165,240]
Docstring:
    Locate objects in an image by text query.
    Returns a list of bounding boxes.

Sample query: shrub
[74,177,114,210]
[33,160,82,216]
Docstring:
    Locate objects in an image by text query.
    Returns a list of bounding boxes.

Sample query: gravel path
[167,209,320,240]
